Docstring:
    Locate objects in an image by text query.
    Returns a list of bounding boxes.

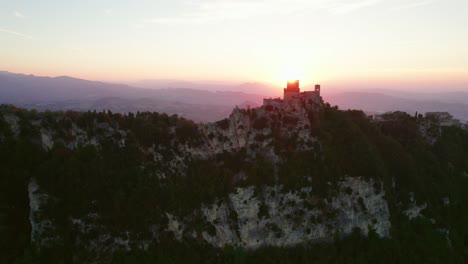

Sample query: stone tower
[284,80,300,100]
[314,84,321,95]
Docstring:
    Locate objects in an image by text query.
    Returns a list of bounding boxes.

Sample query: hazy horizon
[2,69,468,96]
[2,69,468,123]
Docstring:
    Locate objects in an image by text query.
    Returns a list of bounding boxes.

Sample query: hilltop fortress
[263,80,322,107]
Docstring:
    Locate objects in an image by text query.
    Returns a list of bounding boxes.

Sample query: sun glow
[279,66,305,86]
[282,73,303,84]
[274,51,307,86]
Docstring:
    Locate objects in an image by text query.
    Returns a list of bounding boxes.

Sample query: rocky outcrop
[28,178,59,246]
[170,177,390,249]
[194,101,320,159]
[70,214,153,254]
[331,177,390,237]
[404,193,427,220]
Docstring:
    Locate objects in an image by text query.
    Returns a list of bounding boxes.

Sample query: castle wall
[264,91,322,108]
[265,81,322,106]
[284,90,299,100]
[288,91,321,102]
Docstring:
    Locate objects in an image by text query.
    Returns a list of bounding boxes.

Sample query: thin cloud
[105,9,112,15]
[328,0,382,15]
[144,0,277,25]
[143,0,385,25]
[392,0,436,10]
[14,10,25,18]
[0,28,32,39]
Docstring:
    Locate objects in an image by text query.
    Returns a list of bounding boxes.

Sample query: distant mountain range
[129,79,277,95]
[0,71,265,122]
[323,91,468,122]
[1,71,467,122]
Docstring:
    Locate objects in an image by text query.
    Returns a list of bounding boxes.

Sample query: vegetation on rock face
[1,103,468,263]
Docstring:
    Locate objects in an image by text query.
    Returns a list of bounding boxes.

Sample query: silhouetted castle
[263,80,322,106]
[283,80,320,100]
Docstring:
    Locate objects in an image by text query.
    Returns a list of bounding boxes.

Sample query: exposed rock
[404,193,427,220]
[166,213,184,241]
[28,178,59,246]
[40,128,54,150]
[179,177,390,249]
[194,101,319,160]
[331,177,390,237]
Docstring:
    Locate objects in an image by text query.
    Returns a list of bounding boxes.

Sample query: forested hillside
[0,102,467,263]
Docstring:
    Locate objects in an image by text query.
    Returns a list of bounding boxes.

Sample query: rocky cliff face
[196,98,320,157]
[185,177,390,249]
[26,177,391,252]
[1,98,439,254]
[28,178,58,245]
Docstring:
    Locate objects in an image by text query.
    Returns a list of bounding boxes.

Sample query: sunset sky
[1,0,468,88]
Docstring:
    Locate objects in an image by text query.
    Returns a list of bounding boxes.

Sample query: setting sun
[280,67,305,87]
[277,53,306,84]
